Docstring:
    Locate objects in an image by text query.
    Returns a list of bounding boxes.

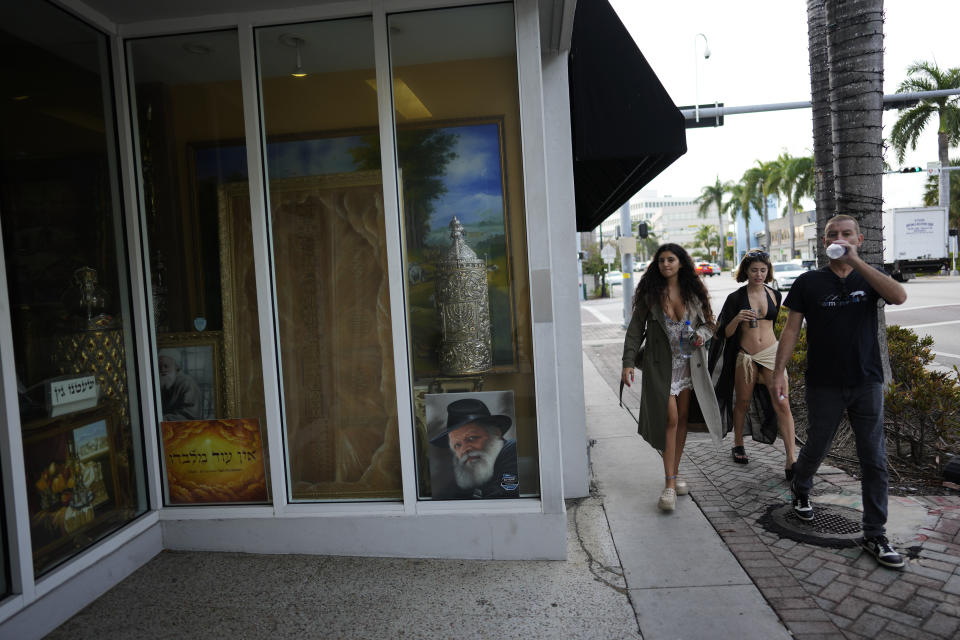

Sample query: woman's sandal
[732,445,748,464]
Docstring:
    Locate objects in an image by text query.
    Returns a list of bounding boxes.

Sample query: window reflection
[387,3,540,499]
[127,31,271,505]
[1,1,148,574]
[257,19,402,501]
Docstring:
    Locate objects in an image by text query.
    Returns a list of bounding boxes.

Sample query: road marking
[887,303,960,313]
[582,305,619,324]
[901,320,960,329]
[933,350,960,359]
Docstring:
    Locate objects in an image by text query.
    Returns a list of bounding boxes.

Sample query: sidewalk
[43,324,960,639]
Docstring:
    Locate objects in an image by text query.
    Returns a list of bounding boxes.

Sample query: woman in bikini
[709,251,796,478]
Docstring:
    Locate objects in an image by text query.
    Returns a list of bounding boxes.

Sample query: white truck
[882,206,950,281]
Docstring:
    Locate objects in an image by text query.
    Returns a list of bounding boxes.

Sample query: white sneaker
[675,477,689,496]
[658,487,676,511]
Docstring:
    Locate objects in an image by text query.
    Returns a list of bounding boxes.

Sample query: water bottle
[680,320,694,359]
[826,244,847,260]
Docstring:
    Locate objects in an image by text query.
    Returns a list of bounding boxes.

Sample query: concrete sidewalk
[36,309,960,639]
[582,352,790,640]
[43,351,791,640]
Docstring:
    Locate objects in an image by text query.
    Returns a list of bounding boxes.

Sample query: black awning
[569,0,687,231]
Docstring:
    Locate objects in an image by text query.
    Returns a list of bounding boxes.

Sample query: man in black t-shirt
[773,215,908,569]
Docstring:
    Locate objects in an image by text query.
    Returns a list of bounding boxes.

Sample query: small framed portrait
[424,390,518,500]
[156,332,224,421]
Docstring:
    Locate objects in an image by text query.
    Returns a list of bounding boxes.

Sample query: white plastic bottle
[826,244,846,260]
[680,320,694,359]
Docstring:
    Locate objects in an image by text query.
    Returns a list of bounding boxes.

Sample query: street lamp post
[694,33,711,123]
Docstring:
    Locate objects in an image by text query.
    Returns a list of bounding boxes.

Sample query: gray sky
[608,0,959,209]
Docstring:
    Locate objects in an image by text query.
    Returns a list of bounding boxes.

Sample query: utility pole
[619,202,633,327]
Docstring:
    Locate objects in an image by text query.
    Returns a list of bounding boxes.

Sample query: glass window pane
[388,3,539,500]
[0,2,148,575]
[257,19,401,501]
[128,31,271,505]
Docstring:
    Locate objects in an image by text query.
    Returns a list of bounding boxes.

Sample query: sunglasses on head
[745,251,769,258]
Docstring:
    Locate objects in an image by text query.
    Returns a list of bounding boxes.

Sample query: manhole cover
[758,502,863,548]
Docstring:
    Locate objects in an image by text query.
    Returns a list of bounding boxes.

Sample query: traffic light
[900,167,923,173]
[638,222,649,238]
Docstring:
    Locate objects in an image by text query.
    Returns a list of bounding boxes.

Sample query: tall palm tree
[890,60,960,242]
[742,162,774,251]
[807,0,835,258]
[722,182,750,259]
[696,177,732,269]
[923,158,960,230]
[825,0,884,268]
[767,153,816,260]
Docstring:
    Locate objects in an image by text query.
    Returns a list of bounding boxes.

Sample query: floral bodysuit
[664,312,693,396]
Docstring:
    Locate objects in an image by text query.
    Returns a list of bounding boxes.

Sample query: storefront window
[0,2,148,575]
[128,32,271,505]
[388,3,539,500]
[256,18,402,501]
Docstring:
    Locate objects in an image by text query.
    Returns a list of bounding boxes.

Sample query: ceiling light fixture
[279,33,308,78]
[183,43,213,55]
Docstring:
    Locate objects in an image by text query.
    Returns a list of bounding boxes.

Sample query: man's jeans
[793,382,888,538]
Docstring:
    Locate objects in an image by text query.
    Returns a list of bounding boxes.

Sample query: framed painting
[190,116,520,383]
[156,331,225,421]
[22,403,121,571]
[396,118,518,376]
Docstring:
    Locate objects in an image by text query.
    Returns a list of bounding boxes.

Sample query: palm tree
[696,177,732,269]
[767,153,816,260]
[694,224,720,258]
[890,60,960,242]
[825,0,884,268]
[807,0,835,255]
[722,182,750,259]
[742,163,773,251]
[923,158,960,230]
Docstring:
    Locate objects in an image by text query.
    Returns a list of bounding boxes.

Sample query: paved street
[584,271,960,370]
[582,275,960,640]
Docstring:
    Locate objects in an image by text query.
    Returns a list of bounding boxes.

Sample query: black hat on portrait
[428,398,512,448]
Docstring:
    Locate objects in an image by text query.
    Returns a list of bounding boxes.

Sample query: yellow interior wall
[165,54,540,495]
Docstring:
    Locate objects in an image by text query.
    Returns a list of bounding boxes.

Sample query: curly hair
[633,243,714,326]
[734,251,774,283]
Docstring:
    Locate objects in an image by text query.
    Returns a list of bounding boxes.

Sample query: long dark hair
[633,243,714,325]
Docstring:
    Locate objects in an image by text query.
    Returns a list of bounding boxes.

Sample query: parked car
[695,261,714,277]
[770,262,806,291]
[709,262,721,275]
[604,270,623,286]
[633,260,648,273]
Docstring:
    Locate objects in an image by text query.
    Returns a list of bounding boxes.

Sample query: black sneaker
[791,481,814,521]
[860,535,905,569]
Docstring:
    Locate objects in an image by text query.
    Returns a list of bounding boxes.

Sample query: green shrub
[775,310,960,470]
[884,326,960,467]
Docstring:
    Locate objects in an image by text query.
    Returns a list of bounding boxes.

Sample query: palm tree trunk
[826,0,891,386]
[762,198,771,252]
[807,0,835,266]
[826,0,884,266]
[717,211,726,269]
[787,200,796,260]
[939,128,951,214]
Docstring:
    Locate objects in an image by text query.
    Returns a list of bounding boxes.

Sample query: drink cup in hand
[826,243,846,260]
[749,309,758,328]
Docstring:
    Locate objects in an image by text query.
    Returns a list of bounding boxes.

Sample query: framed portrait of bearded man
[424,390,518,500]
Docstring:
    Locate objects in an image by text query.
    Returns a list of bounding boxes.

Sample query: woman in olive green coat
[621,244,723,512]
